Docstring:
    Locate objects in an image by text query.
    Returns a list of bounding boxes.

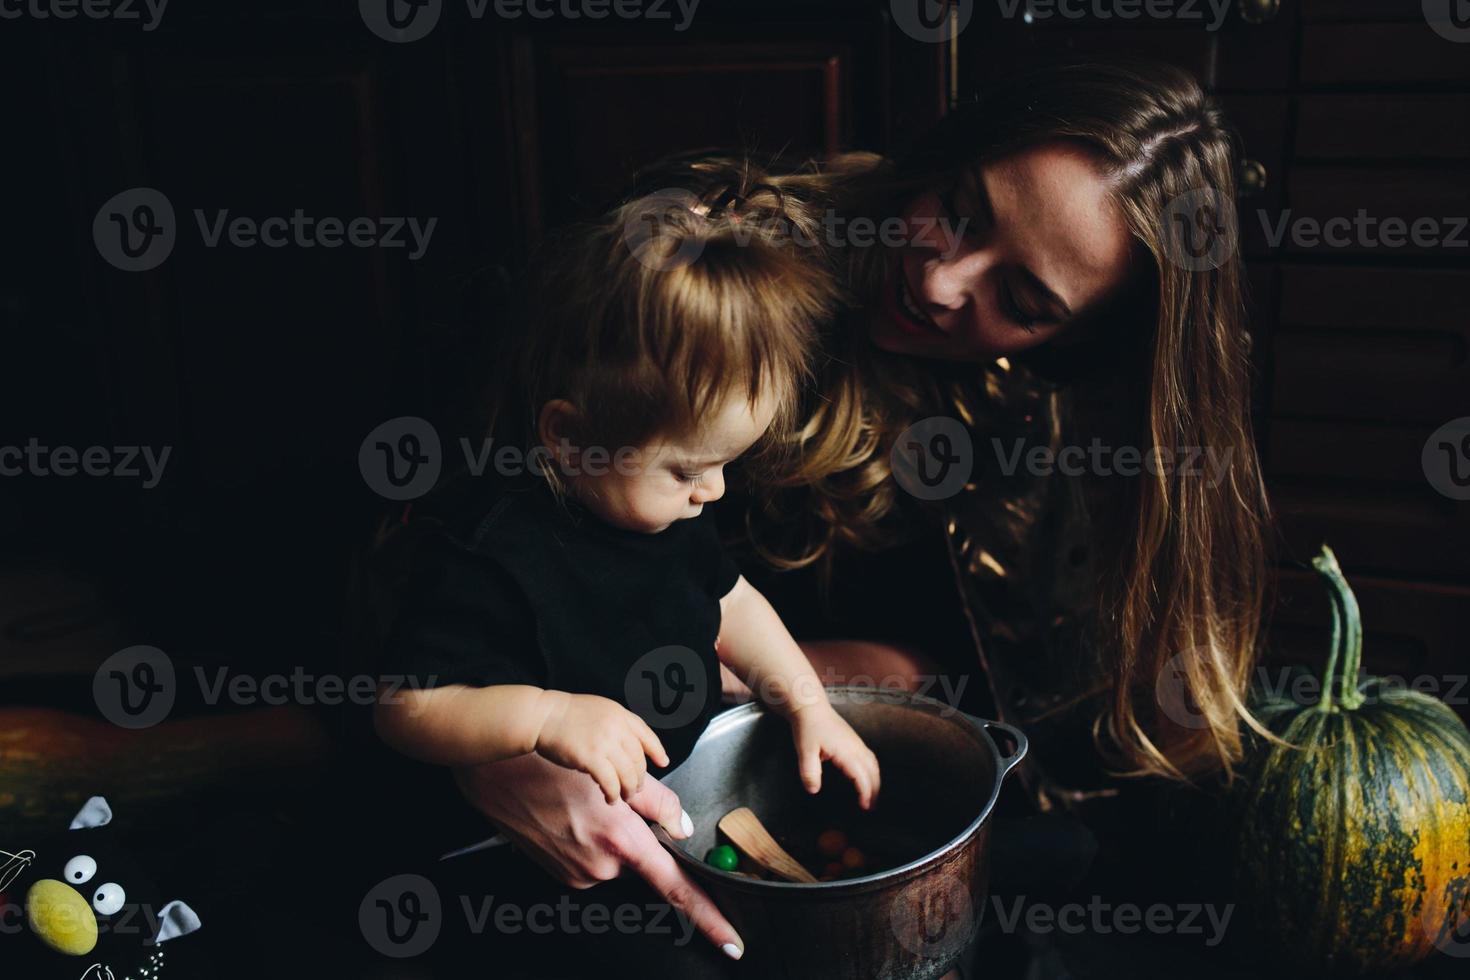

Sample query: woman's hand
[788,701,881,809]
[533,692,670,803]
[452,753,745,960]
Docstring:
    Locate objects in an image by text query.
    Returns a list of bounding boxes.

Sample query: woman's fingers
[626,775,695,840]
[618,822,745,960]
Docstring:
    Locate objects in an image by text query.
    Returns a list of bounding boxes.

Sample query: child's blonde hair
[507,159,841,485]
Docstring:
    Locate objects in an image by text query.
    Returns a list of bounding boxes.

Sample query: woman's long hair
[705,61,1271,780]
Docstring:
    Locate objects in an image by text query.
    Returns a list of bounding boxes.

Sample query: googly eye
[63,855,97,885]
[91,883,125,916]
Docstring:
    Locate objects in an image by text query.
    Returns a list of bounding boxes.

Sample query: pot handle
[971,716,1028,781]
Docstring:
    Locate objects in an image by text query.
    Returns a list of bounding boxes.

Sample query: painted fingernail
[680,809,694,837]
[721,943,744,960]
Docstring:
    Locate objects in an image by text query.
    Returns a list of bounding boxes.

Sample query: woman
[436,59,1269,971]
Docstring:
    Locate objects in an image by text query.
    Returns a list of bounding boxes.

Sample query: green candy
[704,844,739,872]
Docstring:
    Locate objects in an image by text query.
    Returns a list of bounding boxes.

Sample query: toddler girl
[374,174,880,839]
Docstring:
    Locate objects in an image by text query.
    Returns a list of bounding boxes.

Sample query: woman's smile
[890,266,947,338]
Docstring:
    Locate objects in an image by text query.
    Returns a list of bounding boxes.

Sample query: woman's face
[870,141,1136,362]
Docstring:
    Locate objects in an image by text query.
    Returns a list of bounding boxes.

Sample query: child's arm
[374,684,669,804]
[717,576,881,808]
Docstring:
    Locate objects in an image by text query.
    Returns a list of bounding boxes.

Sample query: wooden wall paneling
[1295,94,1470,161]
[1267,567,1470,723]
[1283,165,1470,257]
[1222,94,1291,258]
[1301,23,1470,87]
[510,34,858,238]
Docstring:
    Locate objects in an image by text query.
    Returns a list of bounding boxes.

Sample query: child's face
[570,394,778,534]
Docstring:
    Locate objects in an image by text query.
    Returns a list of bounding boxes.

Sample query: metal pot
[655,686,1027,980]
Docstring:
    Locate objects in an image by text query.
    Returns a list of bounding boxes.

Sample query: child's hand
[788,702,881,810]
[534,693,670,804]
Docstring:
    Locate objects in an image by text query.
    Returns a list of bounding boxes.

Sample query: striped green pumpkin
[1235,546,1470,975]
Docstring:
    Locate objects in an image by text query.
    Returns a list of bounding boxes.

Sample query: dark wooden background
[2,0,1467,711]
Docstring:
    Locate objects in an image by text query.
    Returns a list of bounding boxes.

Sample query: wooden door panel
[1302,24,1470,86]
[1296,94,1470,161]
[1272,484,1468,580]
[514,37,854,234]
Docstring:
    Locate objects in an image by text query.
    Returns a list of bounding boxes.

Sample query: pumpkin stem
[1317,567,1343,713]
[1312,545,1365,711]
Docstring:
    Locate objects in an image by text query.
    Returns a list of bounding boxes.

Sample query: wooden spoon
[717,807,818,883]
